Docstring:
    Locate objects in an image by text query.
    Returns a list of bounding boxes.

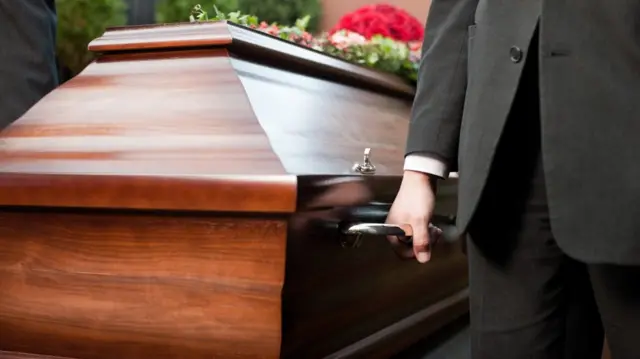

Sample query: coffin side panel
[231,58,411,176]
[281,219,469,358]
[0,210,287,359]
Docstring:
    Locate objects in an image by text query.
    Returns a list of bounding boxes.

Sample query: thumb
[412,220,431,263]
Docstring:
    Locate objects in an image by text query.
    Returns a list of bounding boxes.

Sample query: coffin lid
[0,21,416,214]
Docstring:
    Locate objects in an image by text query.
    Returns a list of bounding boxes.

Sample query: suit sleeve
[405,0,479,172]
[404,152,449,178]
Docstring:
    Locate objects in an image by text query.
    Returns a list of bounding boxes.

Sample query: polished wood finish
[282,212,467,358]
[0,48,296,213]
[0,210,286,358]
[233,58,411,175]
[0,22,467,358]
[87,22,233,52]
[0,351,77,359]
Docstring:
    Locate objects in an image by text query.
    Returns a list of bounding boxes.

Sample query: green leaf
[366,52,379,65]
[294,15,310,31]
[213,4,224,19]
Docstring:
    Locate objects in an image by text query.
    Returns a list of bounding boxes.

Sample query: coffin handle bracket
[352,148,376,174]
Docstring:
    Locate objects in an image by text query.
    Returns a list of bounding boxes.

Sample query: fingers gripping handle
[341,222,459,246]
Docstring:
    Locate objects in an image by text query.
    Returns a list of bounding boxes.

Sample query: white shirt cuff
[404,153,449,179]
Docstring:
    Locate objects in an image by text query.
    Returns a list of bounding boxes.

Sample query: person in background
[0,0,59,129]
[386,0,640,358]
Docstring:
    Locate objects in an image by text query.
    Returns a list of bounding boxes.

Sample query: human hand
[385,170,440,263]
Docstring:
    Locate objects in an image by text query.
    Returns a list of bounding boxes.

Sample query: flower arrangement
[190,4,318,46]
[322,30,420,81]
[190,4,422,83]
[330,4,424,43]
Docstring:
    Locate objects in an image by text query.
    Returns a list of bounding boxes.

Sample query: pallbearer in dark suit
[0,0,58,129]
[387,0,640,358]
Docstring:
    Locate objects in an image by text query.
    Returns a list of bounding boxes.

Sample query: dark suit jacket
[0,0,59,129]
[406,0,640,264]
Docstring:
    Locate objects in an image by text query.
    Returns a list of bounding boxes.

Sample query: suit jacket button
[510,46,523,63]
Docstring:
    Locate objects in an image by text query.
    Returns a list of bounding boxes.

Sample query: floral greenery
[160,0,320,32]
[190,5,420,83]
[191,5,315,45]
[235,0,321,33]
[55,0,127,78]
[321,31,420,82]
[157,0,237,23]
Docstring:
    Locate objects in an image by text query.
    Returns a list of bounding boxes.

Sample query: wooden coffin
[0,22,468,359]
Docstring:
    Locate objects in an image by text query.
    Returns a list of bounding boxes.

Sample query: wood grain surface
[0,209,287,359]
[233,57,411,176]
[0,352,77,359]
[0,48,296,213]
[88,22,232,52]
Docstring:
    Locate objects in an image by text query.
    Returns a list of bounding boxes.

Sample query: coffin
[0,21,468,359]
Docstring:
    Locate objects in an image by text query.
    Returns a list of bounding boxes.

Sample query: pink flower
[301,32,313,42]
[265,25,279,35]
[329,30,367,50]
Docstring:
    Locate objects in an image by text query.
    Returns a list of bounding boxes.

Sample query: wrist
[403,170,438,191]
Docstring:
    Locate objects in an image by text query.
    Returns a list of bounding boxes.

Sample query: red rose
[330,4,424,42]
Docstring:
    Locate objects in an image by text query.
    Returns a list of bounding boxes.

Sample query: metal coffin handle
[340,220,459,248]
[342,223,413,247]
[343,223,413,237]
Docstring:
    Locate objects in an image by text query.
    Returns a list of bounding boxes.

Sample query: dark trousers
[466,34,640,359]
